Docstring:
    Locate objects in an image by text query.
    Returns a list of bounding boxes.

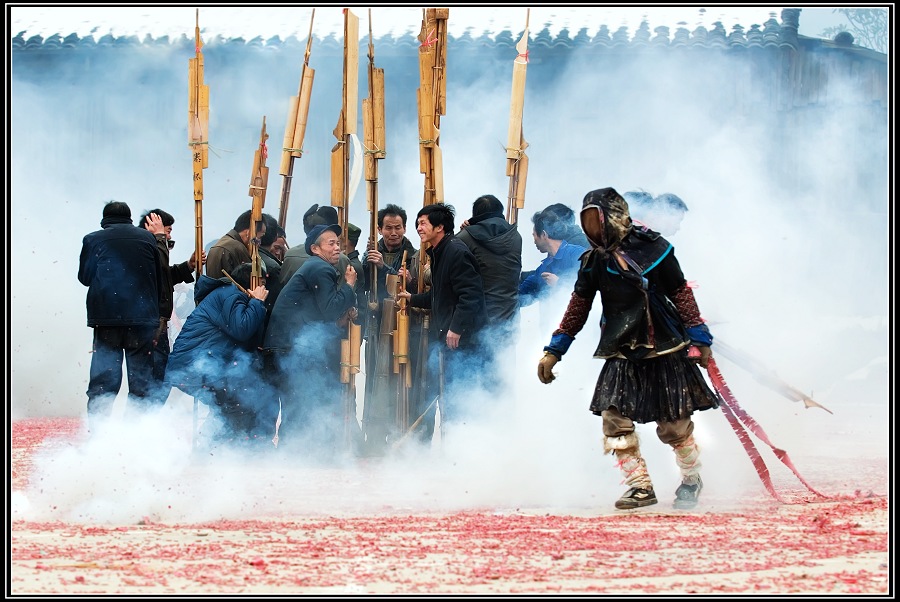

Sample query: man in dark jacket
[456,194,521,405]
[362,204,418,301]
[139,208,206,406]
[258,213,285,322]
[78,201,165,429]
[398,203,488,443]
[265,224,359,461]
[280,203,352,286]
[359,203,419,454]
[166,263,271,449]
[457,194,522,332]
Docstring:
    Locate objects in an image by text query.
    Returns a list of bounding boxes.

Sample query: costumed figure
[537,187,718,510]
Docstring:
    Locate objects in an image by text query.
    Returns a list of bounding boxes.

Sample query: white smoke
[10,7,889,523]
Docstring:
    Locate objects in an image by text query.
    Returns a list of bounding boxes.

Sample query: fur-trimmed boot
[605,432,658,509]
[672,434,703,509]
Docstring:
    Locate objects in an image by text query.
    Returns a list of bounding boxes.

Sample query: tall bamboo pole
[360,10,395,450]
[415,8,449,295]
[187,9,209,452]
[331,8,361,454]
[505,9,530,225]
[406,7,449,444]
[277,9,316,231]
[248,117,270,290]
[188,8,209,282]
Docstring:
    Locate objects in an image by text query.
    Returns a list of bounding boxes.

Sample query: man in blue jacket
[166,263,270,450]
[518,206,588,332]
[264,224,359,461]
[78,201,165,431]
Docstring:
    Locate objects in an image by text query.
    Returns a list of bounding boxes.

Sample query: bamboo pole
[415,8,449,295]
[331,8,361,453]
[188,8,209,283]
[278,9,316,230]
[187,9,209,453]
[247,117,269,291]
[505,9,530,225]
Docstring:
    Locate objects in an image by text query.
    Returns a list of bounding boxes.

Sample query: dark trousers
[148,324,172,405]
[86,325,157,416]
[414,341,482,442]
[273,351,348,460]
[207,385,270,448]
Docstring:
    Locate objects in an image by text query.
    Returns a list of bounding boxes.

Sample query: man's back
[206,230,250,279]
[457,216,522,325]
[79,201,165,421]
[79,219,161,328]
[167,275,266,393]
[279,244,311,285]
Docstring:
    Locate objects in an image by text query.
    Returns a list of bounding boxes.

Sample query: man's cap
[305,223,342,255]
[316,205,339,224]
[346,223,361,245]
[302,203,340,234]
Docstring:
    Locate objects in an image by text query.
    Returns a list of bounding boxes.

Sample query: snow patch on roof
[10,5,786,43]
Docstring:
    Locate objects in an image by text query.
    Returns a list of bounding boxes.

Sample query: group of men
[79,186,718,510]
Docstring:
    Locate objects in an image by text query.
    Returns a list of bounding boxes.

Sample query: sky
[8,5,890,523]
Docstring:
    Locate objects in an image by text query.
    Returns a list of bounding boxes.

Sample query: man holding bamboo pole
[399,7,449,445]
[206,209,262,280]
[357,10,418,455]
[397,203,488,444]
[263,224,359,461]
[361,205,419,454]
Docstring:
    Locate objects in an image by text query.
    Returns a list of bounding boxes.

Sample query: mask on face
[580,187,633,251]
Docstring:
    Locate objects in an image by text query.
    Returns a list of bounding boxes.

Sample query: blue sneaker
[673,477,703,509]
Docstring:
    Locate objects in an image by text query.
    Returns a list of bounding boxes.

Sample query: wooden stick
[221,269,250,296]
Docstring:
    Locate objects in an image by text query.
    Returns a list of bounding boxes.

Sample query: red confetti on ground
[10,417,889,595]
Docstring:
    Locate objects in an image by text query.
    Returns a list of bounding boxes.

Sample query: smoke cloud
[10,7,889,523]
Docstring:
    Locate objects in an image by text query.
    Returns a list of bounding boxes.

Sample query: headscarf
[580,187,633,252]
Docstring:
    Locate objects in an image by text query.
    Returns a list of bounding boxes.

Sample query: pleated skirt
[589,349,719,424]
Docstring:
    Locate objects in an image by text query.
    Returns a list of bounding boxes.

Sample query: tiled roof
[10,9,884,62]
[11,14,801,51]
